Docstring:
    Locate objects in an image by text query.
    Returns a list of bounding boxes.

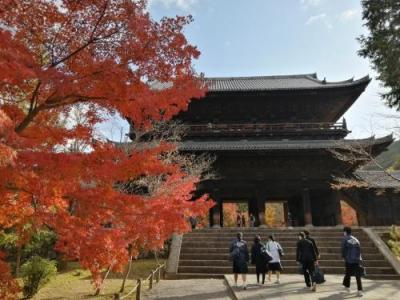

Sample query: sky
[102,0,400,140]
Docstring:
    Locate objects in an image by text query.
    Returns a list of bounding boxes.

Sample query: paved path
[142,279,233,300]
[225,274,400,300]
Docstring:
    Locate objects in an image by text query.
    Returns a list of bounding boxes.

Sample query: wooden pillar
[256,190,266,227]
[302,188,313,227]
[210,190,221,228]
[248,198,257,227]
[283,201,289,226]
[332,190,343,226]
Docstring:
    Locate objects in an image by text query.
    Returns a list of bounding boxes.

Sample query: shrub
[388,225,400,259]
[23,230,57,260]
[21,256,57,298]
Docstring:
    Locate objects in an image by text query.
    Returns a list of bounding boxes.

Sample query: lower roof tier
[179,134,393,152]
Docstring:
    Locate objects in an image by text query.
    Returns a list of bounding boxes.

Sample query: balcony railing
[184,121,348,138]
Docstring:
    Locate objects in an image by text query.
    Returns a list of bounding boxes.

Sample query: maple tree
[0,0,213,296]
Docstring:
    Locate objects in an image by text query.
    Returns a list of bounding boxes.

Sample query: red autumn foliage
[0,252,20,300]
[0,0,212,294]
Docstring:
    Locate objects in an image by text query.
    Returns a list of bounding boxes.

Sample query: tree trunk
[15,244,22,277]
[119,256,133,293]
[94,265,112,296]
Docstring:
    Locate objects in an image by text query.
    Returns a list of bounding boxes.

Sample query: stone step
[179,252,386,261]
[180,246,380,254]
[185,231,369,236]
[181,241,376,248]
[175,228,399,280]
[169,272,400,280]
[178,259,392,268]
[187,231,359,236]
[177,265,398,275]
[183,235,371,241]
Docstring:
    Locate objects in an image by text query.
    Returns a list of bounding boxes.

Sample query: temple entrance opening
[222,201,250,227]
[340,200,359,226]
[265,201,288,227]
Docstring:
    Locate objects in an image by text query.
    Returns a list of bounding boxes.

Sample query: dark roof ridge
[205,73,317,81]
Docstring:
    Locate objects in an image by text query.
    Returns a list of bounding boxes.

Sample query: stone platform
[225,274,400,300]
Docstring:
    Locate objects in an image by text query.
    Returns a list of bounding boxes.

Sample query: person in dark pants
[296,232,317,291]
[236,212,242,227]
[304,230,320,259]
[230,232,249,289]
[241,213,246,227]
[251,235,268,285]
[189,215,197,230]
[342,226,363,297]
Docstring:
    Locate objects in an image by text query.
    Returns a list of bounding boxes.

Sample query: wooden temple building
[176,74,400,227]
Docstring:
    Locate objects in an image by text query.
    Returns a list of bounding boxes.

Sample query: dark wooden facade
[176,74,397,227]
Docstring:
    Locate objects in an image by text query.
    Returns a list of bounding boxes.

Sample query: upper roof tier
[176,73,371,125]
[204,73,370,92]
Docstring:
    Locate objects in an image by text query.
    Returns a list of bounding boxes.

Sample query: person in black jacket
[251,235,268,285]
[296,232,317,291]
[304,230,320,259]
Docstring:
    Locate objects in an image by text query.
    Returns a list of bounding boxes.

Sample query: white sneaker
[311,283,317,292]
[275,280,280,284]
[357,291,363,297]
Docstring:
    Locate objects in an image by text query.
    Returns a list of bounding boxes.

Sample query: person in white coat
[266,234,283,283]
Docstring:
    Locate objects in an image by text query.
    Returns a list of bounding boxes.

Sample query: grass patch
[32,259,165,300]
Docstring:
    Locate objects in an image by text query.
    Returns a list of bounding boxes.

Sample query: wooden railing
[185,121,348,137]
[114,263,166,300]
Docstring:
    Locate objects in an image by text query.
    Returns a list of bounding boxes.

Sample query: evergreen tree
[358,0,400,108]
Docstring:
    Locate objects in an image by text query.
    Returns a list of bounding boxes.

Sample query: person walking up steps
[251,235,270,285]
[342,226,364,297]
[304,230,320,259]
[266,234,283,284]
[230,232,249,289]
[297,232,318,291]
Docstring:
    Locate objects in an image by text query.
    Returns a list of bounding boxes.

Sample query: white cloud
[305,13,332,29]
[339,9,359,22]
[148,0,198,12]
[300,0,322,8]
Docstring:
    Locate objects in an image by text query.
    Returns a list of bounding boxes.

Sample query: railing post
[136,279,141,300]
[157,266,161,283]
[149,271,154,290]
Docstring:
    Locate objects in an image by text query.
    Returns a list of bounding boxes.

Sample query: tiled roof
[355,170,400,188]
[150,74,370,92]
[179,135,393,151]
[204,74,370,92]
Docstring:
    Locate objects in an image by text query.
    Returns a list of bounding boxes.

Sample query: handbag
[312,266,326,284]
[260,246,273,262]
[358,264,366,277]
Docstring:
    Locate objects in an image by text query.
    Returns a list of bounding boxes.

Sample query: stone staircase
[175,227,400,280]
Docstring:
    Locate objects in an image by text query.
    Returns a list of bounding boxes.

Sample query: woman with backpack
[266,234,284,284]
[251,235,270,285]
